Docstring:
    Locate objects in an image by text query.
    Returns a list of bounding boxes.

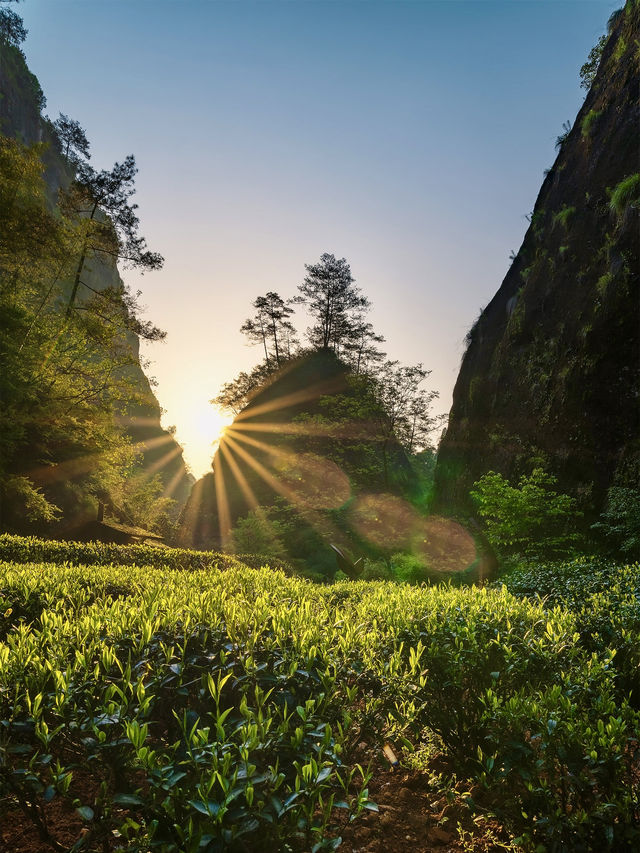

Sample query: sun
[174,399,234,479]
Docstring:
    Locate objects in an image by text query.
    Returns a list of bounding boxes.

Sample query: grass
[609,173,640,216]
[580,109,602,139]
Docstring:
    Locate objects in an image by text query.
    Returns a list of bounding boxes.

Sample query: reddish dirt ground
[0,748,509,852]
[337,744,509,853]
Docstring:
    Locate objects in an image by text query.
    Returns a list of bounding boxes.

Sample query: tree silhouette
[53,113,90,165]
[62,155,163,320]
[293,253,369,352]
[0,0,27,48]
[240,291,297,367]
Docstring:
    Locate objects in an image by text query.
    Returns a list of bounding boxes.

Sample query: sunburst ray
[218,439,259,511]
[232,375,347,423]
[213,454,232,548]
[222,433,349,550]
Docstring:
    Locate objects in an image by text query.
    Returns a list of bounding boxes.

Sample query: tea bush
[1,539,639,850]
[503,557,640,709]
[0,532,235,571]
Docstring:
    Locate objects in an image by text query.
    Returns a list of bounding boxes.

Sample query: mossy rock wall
[435,1,640,520]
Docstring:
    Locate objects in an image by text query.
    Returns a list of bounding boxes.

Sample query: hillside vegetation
[0,20,192,540]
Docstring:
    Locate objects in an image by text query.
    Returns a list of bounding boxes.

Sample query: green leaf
[188,800,221,817]
[76,806,94,821]
[113,793,144,806]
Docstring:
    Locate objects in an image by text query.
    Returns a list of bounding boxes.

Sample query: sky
[18,0,616,477]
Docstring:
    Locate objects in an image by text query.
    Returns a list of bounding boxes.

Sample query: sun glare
[171,400,233,479]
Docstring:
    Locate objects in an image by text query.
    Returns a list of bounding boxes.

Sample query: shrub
[470,468,581,556]
[0,532,238,571]
[579,33,607,90]
[552,204,576,231]
[593,486,640,558]
[390,552,428,584]
[502,557,640,706]
[610,173,640,217]
[230,507,289,559]
[361,558,392,581]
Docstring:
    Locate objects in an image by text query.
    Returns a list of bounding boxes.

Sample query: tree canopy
[240,291,298,368]
[0,133,169,533]
[62,154,164,323]
[293,253,370,352]
[0,0,27,48]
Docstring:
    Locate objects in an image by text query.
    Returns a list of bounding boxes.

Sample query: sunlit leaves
[1,539,639,849]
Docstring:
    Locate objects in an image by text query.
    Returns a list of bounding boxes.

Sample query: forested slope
[0,31,192,534]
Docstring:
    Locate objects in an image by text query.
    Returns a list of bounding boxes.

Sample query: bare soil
[0,749,509,853]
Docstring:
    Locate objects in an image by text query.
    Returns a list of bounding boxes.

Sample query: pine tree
[293,253,369,352]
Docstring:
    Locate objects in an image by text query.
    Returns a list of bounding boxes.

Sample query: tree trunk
[65,203,98,319]
[271,317,280,366]
[66,240,88,319]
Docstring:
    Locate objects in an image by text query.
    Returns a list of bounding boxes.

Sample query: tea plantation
[0,535,638,851]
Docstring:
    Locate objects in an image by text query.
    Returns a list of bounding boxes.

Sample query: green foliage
[1,545,639,849]
[360,558,392,581]
[389,551,428,583]
[502,556,640,706]
[409,447,437,510]
[501,555,635,608]
[230,507,289,558]
[0,121,169,533]
[593,487,640,558]
[0,558,374,850]
[613,34,628,60]
[0,532,240,572]
[470,468,581,556]
[596,271,613,296]
[609,173,640,216]
[2,476,60,523]
[213,360,280,415]
[552,204,576,231]
[580,108,602,139]
[0,1,27,48]
[579,33,608,89]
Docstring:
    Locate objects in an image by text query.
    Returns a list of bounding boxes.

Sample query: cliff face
[0,41,193,520]
[435,2,640,518]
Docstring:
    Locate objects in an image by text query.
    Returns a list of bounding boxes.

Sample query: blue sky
[18,0,616,476]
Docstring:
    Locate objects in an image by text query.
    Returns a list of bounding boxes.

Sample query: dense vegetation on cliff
[0,9,192,537]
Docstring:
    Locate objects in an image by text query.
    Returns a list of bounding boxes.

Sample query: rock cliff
[435,2,639,521]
